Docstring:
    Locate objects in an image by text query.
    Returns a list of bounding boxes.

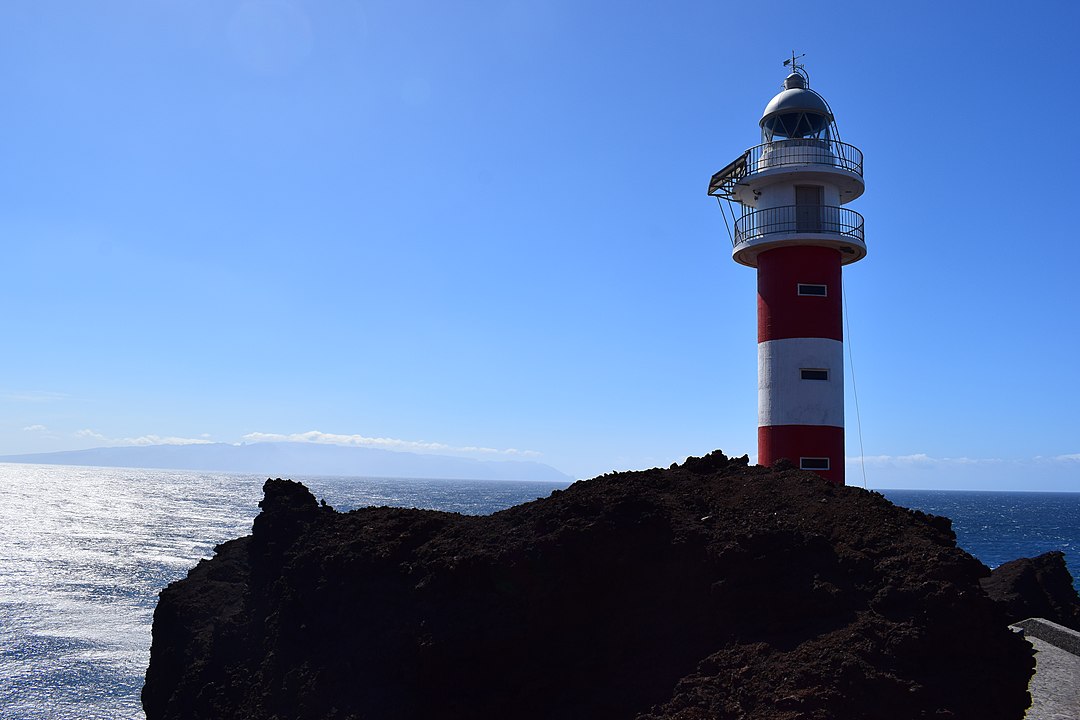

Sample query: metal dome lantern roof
[759,71,834,141]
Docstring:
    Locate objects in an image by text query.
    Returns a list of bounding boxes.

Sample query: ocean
[879,489,1080,583]
[0,463,1076,720]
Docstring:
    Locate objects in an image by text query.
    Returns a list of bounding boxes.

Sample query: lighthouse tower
[709,59,865,485]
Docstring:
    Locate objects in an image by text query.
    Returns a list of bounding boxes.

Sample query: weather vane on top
[783,51,808,83]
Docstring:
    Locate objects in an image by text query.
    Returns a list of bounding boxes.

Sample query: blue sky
[1,0,1077,490]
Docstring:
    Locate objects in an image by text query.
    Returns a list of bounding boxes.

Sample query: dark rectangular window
[798,283,827,297]
[800,457,830,471]
[801,369,829,381]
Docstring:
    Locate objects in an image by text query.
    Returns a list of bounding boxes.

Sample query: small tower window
[801,369,829,381]
[798,283,827,297]
[800,457,830,471]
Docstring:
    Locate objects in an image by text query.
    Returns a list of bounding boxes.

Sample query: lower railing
[734,205,864,247]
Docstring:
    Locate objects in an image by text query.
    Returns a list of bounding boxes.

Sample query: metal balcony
[709,139,863,199]
[733,205,864,248]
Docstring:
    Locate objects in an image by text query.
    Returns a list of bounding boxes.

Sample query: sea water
[0,463,1076,720]
[0,464,566,720]
[880,489,1080,590]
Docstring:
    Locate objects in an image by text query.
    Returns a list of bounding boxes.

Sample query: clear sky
[1,0,1077,490]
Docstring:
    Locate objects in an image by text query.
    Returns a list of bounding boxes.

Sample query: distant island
[0,442,574,483]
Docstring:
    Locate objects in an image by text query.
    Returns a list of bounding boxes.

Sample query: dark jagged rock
[980,551,1080,631]
[142,453,1035,720]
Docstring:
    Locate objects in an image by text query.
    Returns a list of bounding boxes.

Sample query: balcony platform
[710,139,865,206]
[731,204,866,267]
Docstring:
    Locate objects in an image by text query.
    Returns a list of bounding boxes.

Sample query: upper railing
[708,139,863,198]
[733,205,864,248]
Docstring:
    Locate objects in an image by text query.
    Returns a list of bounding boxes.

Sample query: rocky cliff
[142,452,1035,719]
[981,551,1080,631]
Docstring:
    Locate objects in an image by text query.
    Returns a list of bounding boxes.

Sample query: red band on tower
[759,425,845,485]
[757,246,843,343]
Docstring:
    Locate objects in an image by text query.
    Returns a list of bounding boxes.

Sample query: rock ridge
[142,451,1036,719]
[981,551,1080,631]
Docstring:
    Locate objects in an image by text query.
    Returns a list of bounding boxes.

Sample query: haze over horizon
[0,440,575,483]
[2,2,1078,491]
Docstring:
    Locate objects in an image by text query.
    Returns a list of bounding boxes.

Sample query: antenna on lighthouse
[783,51,809,85]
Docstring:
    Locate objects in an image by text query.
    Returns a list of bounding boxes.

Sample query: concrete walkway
[1011,618,1080,720]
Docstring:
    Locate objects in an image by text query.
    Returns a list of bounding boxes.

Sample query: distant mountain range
[0,442,575,483]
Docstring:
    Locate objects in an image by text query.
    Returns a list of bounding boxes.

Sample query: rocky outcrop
[981,551,1080,631]
[142,452,1035,720]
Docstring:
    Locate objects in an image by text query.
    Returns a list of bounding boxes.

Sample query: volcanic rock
[142,451,1035,719]
[980,551,1080,631]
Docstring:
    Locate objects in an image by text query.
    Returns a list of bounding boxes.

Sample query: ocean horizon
[0,462,1076,720]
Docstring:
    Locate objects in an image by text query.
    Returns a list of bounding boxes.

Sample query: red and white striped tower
[709,58,865,484]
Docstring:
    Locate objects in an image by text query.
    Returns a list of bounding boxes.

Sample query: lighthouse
[709,58,865,485]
